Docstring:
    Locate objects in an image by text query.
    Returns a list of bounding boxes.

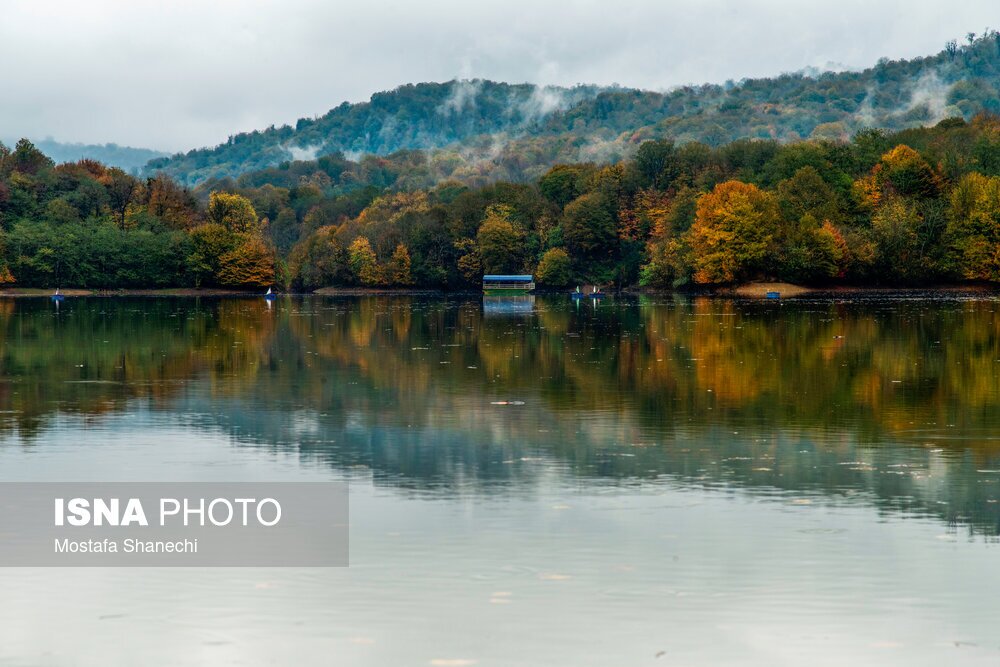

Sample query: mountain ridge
[146,33,1000,186]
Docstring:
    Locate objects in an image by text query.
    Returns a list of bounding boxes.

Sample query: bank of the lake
[3,282,999,300]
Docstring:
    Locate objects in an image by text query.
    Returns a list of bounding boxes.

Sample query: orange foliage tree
[688,180,779,284]
[217,236,276,288]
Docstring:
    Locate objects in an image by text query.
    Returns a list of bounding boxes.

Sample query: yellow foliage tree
[386,243,413,285]
[348,237,382,286]
[208,192,261,235]
[946,172,1000,280]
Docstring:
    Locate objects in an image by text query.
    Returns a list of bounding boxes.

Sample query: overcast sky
[1,0,995,152]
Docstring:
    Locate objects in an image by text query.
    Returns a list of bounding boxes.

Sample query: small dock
[483,275,535,295]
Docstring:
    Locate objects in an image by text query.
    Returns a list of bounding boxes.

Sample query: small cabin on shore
[483,275,535,294]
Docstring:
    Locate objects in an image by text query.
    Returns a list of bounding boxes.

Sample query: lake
[0,294,998,666]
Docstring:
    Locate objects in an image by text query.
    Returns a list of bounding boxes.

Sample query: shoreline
[630,281,1000,298]
[0,288,253,298]
[1,282,998,299]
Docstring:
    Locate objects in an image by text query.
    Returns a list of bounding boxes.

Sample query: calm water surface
[0,294,998,666]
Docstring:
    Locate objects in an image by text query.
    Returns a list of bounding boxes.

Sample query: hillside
[146,81,606,186]
[147,33,1000,187]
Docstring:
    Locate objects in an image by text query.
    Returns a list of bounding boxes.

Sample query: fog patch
[516,85,589,125]
[286,144,322,161]
[439,79,483,115]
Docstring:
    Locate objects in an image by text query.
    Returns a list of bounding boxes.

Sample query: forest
[146,32,1000,187]
[3,110,1000,291]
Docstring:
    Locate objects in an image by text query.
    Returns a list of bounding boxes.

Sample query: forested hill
[147,33,1000,187]
[145,81,607,186]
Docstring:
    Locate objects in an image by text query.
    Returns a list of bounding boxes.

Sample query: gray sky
[1,0,995,152]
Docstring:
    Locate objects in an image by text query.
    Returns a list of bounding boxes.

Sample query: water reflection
[482,295,535,316]
[1,294,999,534]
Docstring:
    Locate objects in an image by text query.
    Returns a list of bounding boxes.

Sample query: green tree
[775,166,842,225]
[535,248,573,287]
[871,197,926,282]
[269,208,300,255]
[10,138,53,175]
[562,192,617,264]
[538,164,595,209]
[634,140,678,189]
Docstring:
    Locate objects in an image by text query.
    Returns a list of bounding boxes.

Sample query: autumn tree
[870,145,940,201]
[217,236,276,288]
[386,243,413,285]
[288,226,349,289]
[102,168,141,230]
[688,180,780,284]
[946,172,1000,280]
[476,205,524,274]
[186,223,235,287]
[454,238,481,283]
[348,236,381,285]
[145,175,198,230]
[0,233,14,285]
[207,192,260,235]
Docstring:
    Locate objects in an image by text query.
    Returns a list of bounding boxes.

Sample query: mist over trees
[146,32,1000,189]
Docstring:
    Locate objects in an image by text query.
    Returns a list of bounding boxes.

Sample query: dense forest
[3,35,1000,291]
[4,109,1000,291]
[147,33,1000,187]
